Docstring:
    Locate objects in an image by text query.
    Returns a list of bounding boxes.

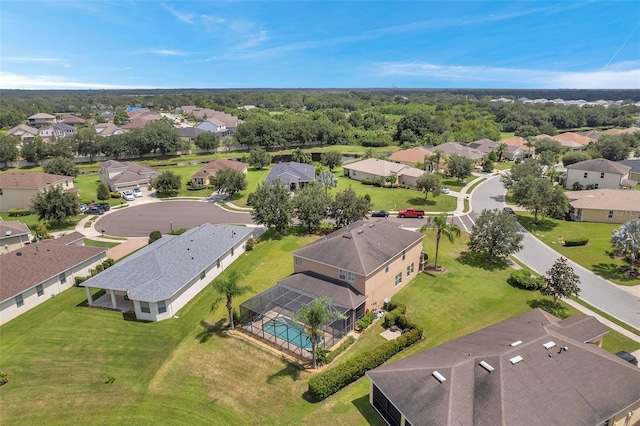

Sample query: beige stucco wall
[294,239,423,311]
[575,208,640,224]
[611,398,640,426]
[343,168,382,182]
[398,174,419,187]
[0,188,39,211]
[565,169,626,190]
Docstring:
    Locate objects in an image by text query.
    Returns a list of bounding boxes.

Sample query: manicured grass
[225,168,270,207]
[465,177,486,194]
[493,162,513,171]
[0,212,82,233]
[518,213,640,286]
[73,174,124,206]
[83,238,120,248]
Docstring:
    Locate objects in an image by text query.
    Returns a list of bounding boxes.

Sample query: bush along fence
[307,301,422,401]
[74,258,115,285]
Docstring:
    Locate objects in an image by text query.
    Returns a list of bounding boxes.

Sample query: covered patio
[86,287,134,312]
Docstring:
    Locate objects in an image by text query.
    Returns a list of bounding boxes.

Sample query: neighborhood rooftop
[0,172,73,189]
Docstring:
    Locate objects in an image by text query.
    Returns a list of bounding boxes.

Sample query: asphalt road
[95,200,255,237]
[472,174,640,329]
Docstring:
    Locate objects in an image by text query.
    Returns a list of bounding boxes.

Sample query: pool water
[262,318,319,349]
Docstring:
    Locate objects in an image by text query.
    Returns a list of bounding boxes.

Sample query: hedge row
[356,311,376,331]
[564,238,588,247]
[8,208,31,217]
[324,336,355,365]
[383,311,419,330]
[508,269,545,290]
[308,328,422,401]
[75,258,115,286]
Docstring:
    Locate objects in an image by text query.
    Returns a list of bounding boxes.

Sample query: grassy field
[83,238,120,248]
[1,228,637,425]
[518,213,640,286]
[0,212,82,233]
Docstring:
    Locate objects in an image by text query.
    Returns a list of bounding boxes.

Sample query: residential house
[27,113,56,126]
[94,123,125,137]
[39,123,77,140]
[618,159,640,182]
[366,308,640,426]
[566,189,640,223]
[264,162,315,191]
[190,159,248,186]
[0,172,76,211]
[58,114,85,126]
[178,106,242,133]
[468,139,525,161]
[99,110,115,120]
[195,118,227,134]
[388,147,435,170]
[0,240,107,326]
[178,126,206,141]
[553,132,595,147]
[580,130,604,140]
[564,158,637,190]
[82,224,253,321]
[501,135,534,156]
[342,158,426,187]
[99,160,159,192]
[6,124,39,142]
[0,221,31,254]
[240,220,424,356]
[39,231,86,247]
[425,142,485,163]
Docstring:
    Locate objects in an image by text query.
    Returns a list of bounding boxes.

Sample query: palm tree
[420,214,461,271]
[496,142,508,162]
[429,149,444,174]
[316,170,338,194]
[293,297,346,369]
[213,270,252,330]
[611,219,640,272]
[524,137,536,157]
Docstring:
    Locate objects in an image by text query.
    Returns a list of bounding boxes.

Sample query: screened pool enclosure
[239,284,355,359]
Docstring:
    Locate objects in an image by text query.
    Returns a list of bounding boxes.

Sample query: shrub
[572,182,584,191]
[324,336,355,364]
[508,269,545,290]
[356,311,376,331]
[245,238,256,251]
[564,238,588,247]
[95,264,104,273]
[75,276,87,286]
[110,192,121,199]
[232,308,241,326]
[315,347,331,365]
[383,300,406,314]
[0,372,8,386]
[149,230,162,244]
[90,269,98,277]
[361,140,389,148]
[105,374,116,384]
[168,228,188,235]
[102,258,115,269]
[8,208,31,217]
[383,311,399,328]
[308,328,422,401]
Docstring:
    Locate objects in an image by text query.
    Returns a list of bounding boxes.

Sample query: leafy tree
[293,297,346,369]
[0,107,24,129]
[495,142,508,162]
[540,257,580,304]
[482,158,494,172]
[100,133,128,159]
[611,219,640,272]
[330,186,371,227]
[511,176,569,223]
[501,159,542,189]
[320,150,342,171]
[209,168,247,196]
[562,151,590,167]
[291,147,312,164]
[32,221,53,241]
[429,149,445,173]
[294,182,331,231]
[316,170,338,194]
[31,185,79,223]
[594,135,630,161]
[21,136,48,164]
[43,156,79,177]
[446,153,473,182]
[394,112,446,142]
[153,170,181,196]
[213,270,252,330]
[250,182,293,234]
[194,132,219,152]
[46,136,77,159]
[248,148,271,170]
[514,125,539,139]
[114,107,128,125]
[0,134,20,168]
[534,138,563,157]
[75,127,101,160]
[415,173,442,199]
[97,182,110,201]
[468,209,523,261]
[148,230,162,244]
[419,214,461,270]
[144,120,181,155]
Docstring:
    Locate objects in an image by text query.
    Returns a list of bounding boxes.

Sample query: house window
[339,269,346,280]
[583,172,588,178]
[608,211,614,218]
[600,172,605,179]
[407,265,411,277]
[594,183,599,189]
[158,300,167,314]
[411,263,415,274]
[294,256,303,267]
[59,272,66,284]
[65,180,69,186]
[200,270,206,280]
[140,301,150,314]
[231,246,234,256]
[346,271,355,282]
[15,294,24,308]
[217,258,221,268]
[353,171,356,176]
[0,189,3,195]
[36,284,44,297]
[385,262,389,273]
[402,250,406,261]
[395,273,402,287]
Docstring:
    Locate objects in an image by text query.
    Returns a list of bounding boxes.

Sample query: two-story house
[240,220,424,357]
[564,158,637,190]
[0,172,76,211]
[39,123,77,140]
[195,118,227,134]
[6,124,39,143]
[27,113,56,126]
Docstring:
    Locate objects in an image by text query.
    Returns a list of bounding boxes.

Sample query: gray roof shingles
[264,162,315,185]
[83,224,252,302]
[566,158,631,174]
[278,272,367,309]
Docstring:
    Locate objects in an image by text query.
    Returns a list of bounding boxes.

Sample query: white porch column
[110,290,118,309]
[86,286,93,305]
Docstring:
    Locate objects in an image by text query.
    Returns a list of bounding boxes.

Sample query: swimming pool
[262,317,319,350]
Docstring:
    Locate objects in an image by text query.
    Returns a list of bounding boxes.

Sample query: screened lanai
[239,274,366,359]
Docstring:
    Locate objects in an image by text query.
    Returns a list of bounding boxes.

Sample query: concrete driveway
[94,200,254,237]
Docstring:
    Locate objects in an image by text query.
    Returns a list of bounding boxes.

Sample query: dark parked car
[371,210,389,217]
[616,351,638,366]
[85,206,104,215]
[95,203,110,212]
[503,207,516,217]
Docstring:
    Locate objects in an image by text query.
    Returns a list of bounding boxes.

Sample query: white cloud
[133,48,189,56]
[0,72,156,90]
[373,61,640,89]
[163,3,195,24]
[5,57,71,68]
[235,30,270,50]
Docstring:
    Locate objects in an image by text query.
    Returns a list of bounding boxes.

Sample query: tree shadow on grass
[518,216,558,233]
[122,312,153,323]
[266,362,303,384]
[352,394,386,425]
[457,251,509,271]
[406,197,435,207]
[591,263,640,284]
[528,299,570,319]
[196,318,228,343]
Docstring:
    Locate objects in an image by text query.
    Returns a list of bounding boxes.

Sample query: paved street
[472,174,640,329]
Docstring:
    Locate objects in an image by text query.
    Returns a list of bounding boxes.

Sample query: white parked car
[132,187,143,198]
[441,187,450,194]
[122,190,135,202]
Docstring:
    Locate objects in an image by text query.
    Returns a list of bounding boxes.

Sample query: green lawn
[2,227,637,425]
[493,162,513,171]
[83,238,120,248]
[518,213,640,286]
[0,212,82,233]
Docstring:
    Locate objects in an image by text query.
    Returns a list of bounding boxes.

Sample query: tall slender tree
[611,219,640,272]
[213,270,252,330]
[420,214,461,271]
[541,257,580,304]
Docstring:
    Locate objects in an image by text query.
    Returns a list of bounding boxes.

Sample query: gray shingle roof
[83,224,252,302]
[618,159,640,173]
[566,158,631,174]
[292,220,423,276]
[278,272,367,309]
[367,309,640,426]
[264,162,315,185]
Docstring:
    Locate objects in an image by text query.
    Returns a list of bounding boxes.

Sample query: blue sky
[1,1,639,89]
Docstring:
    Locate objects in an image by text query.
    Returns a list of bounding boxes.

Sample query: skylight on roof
[432,371,446,383]
[479,361,495,372]
[510,340,523,346]
[509,355,523,364]
[543,341,556,349]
